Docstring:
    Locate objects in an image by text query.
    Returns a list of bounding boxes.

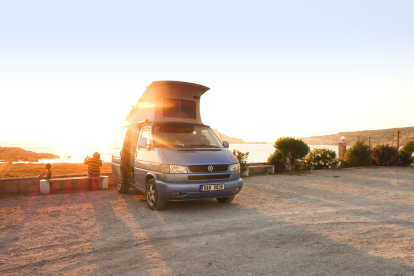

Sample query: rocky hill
[300,126,414,146]
[0,147,59,162]
[212,129,266,144]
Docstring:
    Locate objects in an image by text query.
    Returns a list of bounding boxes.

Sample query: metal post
[397,130,401,150]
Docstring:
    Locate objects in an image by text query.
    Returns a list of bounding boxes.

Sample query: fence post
[397,130,401,150]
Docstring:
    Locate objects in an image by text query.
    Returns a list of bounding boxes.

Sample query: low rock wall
[0,173,115,196]
[248,165,274,175]
[245,162,274,176]
[247,162,268,166]
[245,161,306,175]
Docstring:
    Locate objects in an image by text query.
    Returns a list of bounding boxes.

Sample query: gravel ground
[1,167,414,276]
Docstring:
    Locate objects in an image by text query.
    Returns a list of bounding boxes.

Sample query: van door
[112,128,127,183]
[134,126,152,190]
[126,124,140,185]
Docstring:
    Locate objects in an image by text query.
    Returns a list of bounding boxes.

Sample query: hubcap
[117,183,121,190]
[147,184,156,206]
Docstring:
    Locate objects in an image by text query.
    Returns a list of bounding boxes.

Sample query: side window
[163,98,180,117]
[138,128,151,149]
[162,98,196,119]
[180,99,196,118]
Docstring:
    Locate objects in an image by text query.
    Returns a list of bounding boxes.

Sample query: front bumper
[156,178,243,201]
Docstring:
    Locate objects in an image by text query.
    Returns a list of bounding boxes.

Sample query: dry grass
[0,163,112,179]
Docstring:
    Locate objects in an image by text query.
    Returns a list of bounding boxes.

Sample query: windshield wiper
[189,145,220,148]
[172,144,185,147]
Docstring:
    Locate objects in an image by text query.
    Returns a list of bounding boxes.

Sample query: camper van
[112,81,243,210]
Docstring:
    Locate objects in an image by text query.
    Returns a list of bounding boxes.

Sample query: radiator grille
[188,174,230,180]
[187,165,229,173]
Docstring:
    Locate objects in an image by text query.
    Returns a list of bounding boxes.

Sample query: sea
[1,141,340,164]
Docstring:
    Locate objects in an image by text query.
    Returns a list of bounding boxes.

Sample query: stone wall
[0,173,114,196]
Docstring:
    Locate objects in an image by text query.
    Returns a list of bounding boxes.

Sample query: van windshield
[153,124,223,148]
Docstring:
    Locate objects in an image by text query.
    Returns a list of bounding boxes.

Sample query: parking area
[1,167,414,276]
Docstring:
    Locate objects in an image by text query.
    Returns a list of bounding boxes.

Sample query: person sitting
[38,163,53,179]
[190,132,210,146]
[200,134,210,145]
[84,152,103,189]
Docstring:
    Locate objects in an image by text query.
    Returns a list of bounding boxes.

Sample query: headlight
[160,164,188,174]
[230,163,240,172]
[161,164,170,173]
[170,165,187,174]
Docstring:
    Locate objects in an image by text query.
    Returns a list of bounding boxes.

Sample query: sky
[1,0,413,145]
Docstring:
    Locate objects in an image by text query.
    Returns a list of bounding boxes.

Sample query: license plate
[200,184,224,192]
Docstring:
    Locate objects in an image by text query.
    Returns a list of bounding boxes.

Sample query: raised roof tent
[125,81,210,124]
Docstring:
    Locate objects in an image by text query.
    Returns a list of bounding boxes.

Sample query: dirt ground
[1,167,414,276]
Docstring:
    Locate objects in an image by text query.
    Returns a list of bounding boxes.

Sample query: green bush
[305,148,339,170]
[399,140,414,166]
[401,140,414,154]
[267,150,285,172]
[269,137,310,172]
[398,151,413,166]
[343,141,372,167]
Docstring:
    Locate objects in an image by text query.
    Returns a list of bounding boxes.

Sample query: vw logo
[207,165,214,172]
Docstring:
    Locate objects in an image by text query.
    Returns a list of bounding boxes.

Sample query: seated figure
[84,152,103,189]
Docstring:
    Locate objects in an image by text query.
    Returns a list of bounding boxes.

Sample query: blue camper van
[112,81,243,210]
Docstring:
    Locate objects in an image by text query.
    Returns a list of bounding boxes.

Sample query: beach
[1,166,414,275]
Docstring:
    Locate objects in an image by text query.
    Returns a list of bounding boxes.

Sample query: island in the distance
[0,147,59,162]
[212,129,267,144]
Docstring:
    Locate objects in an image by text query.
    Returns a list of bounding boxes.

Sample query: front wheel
[146,179,166,210]
[216,195,235,203]
[117,181,129,194]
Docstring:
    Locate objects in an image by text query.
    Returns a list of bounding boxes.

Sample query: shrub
[267,150,285,172]
[305,148,339,170]
[398,151,414,166]
[399,140,414,166]
[270,137,310,172]
[371,144,401,166]
[232,150,249,172]
[401,140,414,154]
[343,140,372,167]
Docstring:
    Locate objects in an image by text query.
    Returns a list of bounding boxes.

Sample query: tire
[146,178,166,210]
[216,195,235,203]
[117,181,129,194]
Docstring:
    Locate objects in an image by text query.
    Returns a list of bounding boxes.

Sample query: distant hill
[212,129,266,144]
[0,147,59,162]
[300,126,414,146]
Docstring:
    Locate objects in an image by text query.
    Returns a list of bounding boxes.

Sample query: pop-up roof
[125,81,210,124]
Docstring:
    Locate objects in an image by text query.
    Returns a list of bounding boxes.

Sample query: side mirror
[223,141,229,148]
[138,138,149,149]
